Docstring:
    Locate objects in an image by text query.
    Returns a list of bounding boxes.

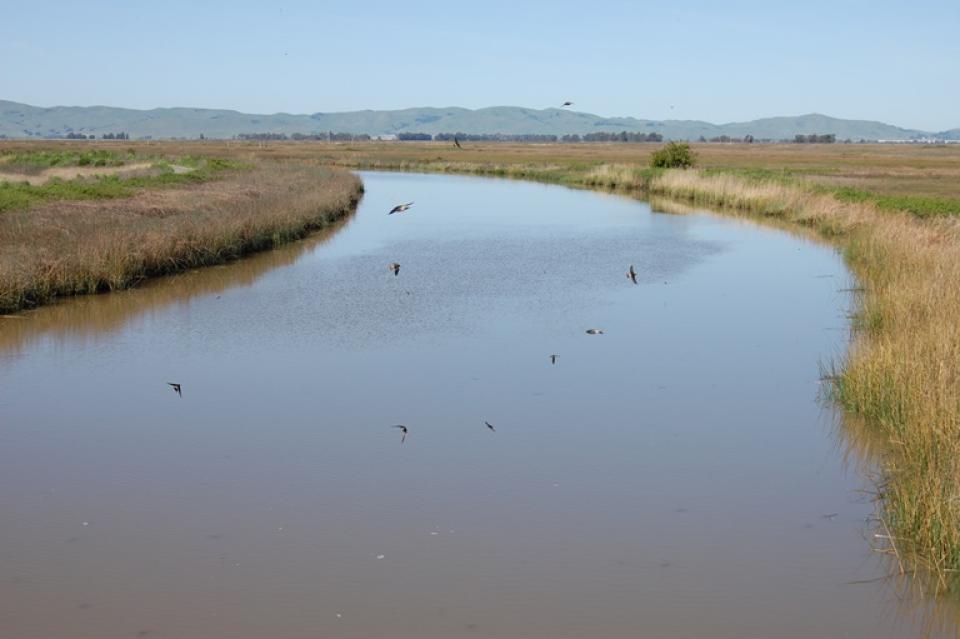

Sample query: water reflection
[0,214,355,358]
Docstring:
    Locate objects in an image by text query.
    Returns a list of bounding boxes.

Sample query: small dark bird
[392,424,408,444]
[485,421,496,432]
[585,328,604,335]
[167,382,182,398]
[550,354,558,364]
[627,264,638,284]
[821,513,838,520]
[454,136,462,149]
[388,202,414,215]
[561,101,574,107]
[389,262,401,276]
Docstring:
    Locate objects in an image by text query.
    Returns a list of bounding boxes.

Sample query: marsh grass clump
[649,142,697,169]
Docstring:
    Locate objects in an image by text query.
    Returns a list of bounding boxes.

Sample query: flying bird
[550,354,558,364]
[627,264,638,284]
[485,421,496,432]
[560,101,574,107]
[389,262,401,276]
[388,202,414,215]
[454,136,462,149]
[392,424,408,444]
[167,382,182,398]
[585,328,605,335]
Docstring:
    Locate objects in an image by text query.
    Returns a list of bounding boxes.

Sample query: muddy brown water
[0,172,953,638]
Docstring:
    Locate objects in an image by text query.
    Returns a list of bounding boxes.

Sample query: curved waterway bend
[0,172,950,638]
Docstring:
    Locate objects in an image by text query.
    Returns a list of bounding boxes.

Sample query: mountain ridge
[0,100,954,141]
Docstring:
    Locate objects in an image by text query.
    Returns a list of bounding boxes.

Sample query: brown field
[2,138,959,594]
[4,139,960,199]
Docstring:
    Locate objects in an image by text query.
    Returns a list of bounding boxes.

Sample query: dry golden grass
[0,160,361,313]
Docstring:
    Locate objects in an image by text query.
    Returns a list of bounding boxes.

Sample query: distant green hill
[0,100,952,141]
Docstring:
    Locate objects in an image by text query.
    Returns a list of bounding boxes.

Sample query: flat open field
[4,139,960,201]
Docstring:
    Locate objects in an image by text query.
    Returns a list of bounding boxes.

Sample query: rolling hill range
[0,100,953,141]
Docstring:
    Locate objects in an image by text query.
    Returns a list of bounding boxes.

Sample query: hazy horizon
[3,99,957,132]
[2,0,958,131]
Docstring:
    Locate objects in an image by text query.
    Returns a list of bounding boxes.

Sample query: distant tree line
[435,133,563,142]
[48,131,129,139]
[565,132,664,142]
[223,131,842,144]
[794,133,836,144]
[235,132,373,141]
[696,134,758,143]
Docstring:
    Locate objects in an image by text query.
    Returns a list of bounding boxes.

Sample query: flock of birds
[167,146,645,447]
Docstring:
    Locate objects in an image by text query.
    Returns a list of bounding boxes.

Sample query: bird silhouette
[388,202,414,215]
[167,382,182,398]
[627,264,638,284]
[585,328,605,335]
[454,136,462,149]
[392,424,408,443]
[485,421,496,432]
[389,262,401,276]
[550,354,558,364]
[561,101,573,107]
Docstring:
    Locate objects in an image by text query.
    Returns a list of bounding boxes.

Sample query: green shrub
[649,142,697,169]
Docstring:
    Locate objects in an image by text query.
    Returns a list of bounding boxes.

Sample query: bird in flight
[485,421,496,432]
[454,136,463,149]
[392,424,408,443]
[389,262,401,276]
[627,264,638,285]
[585,328,605,335]
[167,382,182,398]
[388,202,414,215]
[550,354,558,364]
[561,101,574,107]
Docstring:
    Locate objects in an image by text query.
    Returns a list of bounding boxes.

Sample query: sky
[2,0,958,131]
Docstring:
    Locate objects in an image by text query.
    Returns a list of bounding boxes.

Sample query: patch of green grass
[701,166,798,184]
[703,167,960,218]
[0,156,245,213]
[831,186,960,218]
[4,149,128,168]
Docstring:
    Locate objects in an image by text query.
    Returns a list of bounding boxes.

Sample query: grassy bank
[0,160,362,313]
[648,170,960,588]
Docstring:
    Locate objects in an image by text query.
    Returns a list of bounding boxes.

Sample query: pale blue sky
[2,0,958,130]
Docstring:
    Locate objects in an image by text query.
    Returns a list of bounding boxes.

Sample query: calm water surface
[0,172,952,638]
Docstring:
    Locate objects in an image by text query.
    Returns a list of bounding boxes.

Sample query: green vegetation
[649,142,697,168]
[830,186,960,218]
[4,148,129,169]
[0,156,245,213]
